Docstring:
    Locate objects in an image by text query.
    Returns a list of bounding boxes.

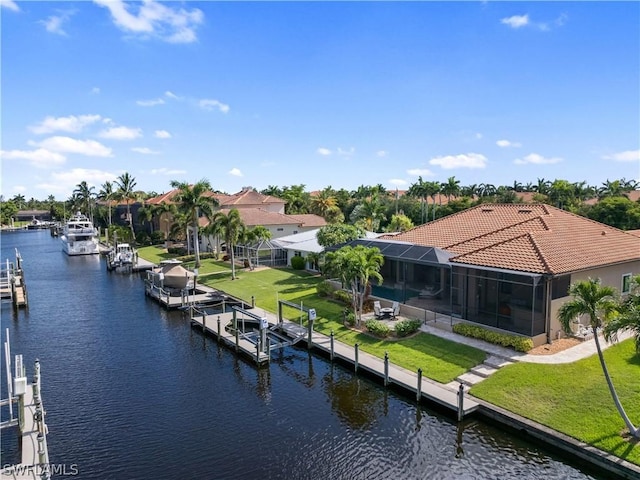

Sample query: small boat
[60,212,100,256]
[147,260,195,290]
[107,243,136,272]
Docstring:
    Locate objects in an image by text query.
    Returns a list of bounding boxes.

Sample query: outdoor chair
[391,301,400,318]
[373,301,382,319]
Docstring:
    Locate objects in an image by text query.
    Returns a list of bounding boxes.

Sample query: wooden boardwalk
[191,310,478,416]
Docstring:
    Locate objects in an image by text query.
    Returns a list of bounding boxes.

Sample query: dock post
[307,317,314,350]
[267,337,271,364]
[251,295,255,308]
[384,352,389,387]
[256,337,261,363]
[416,368,423,402]
[235,327,239,352]
[457,383,465,421]
[217,316,221,341]
[354,343,359,373]
[330,330,334,361]
[202,313,206,334]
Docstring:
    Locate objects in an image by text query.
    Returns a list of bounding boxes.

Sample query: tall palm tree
[441,176,461,202]
[114,172,138,240]
[407,177,427,224]
[310,190,337,219]
[558,278,639,439]
[169,179,218,268]
[73,181,95,219]
[98,181,115,227]
[424,181,441,221]
[210,209,245,279]
[605,275,640,354]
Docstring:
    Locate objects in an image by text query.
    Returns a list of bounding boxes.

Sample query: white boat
[60,212,100,255]
[107,243,136,272]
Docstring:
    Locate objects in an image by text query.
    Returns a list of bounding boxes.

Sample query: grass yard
[471,339,640,465]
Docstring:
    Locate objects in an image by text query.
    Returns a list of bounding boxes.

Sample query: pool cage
[236,239,288,268]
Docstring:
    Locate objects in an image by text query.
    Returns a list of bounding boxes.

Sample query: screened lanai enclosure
[236,239,287,268]
[341,239,551,338]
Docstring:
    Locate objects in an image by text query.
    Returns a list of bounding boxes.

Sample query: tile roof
[145,188,284,206]
[380,203,640,275]
[287,214,327,227]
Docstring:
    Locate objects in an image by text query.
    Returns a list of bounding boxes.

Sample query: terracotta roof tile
[287,214,327,227]
[381,203,640,274]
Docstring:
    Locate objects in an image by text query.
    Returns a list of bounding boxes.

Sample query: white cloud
[0,0,20,12]
[132,147,160,155]
[407,168,434,176]
[165,91,180,100]
[513,153,563,165]
[317,148,332,156]
[154,130,172,139]
[93,0,203,43]
[389,179,407,186]
[36,136,112,157]
[602,150,640,162]
[136,98,165,107]
[337,147,355,156]
[0,148,66,168]
[30,114,102,134]
[198,99,230,113]
[228,168,243,177]
[496,139,522,148]
[150,168,186,175]
[98,126,142,140]
[43,168,117,196]
[40,10,76,35]
[91,87,101,95]
[376,150,388,157]
[501,14,529,28]
[429,153,487,169]
[475,132,483,140]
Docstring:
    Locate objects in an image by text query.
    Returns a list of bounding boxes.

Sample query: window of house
[294,251,302,257]
[293,230,298,234]
[622,273,632,294]
[277,228,284,232]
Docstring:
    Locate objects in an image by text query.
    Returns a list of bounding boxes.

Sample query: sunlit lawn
[471,339,640,465]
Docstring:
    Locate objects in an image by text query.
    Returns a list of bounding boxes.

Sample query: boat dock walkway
[191,310,478,417]
[0,249,28,308]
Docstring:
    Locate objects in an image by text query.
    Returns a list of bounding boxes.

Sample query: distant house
[338,203,639,346]
[15,210,51,222]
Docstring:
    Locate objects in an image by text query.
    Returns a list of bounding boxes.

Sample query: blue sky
[1,1,639,201]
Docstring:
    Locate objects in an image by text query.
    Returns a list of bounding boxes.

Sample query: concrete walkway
[419,320,634,364]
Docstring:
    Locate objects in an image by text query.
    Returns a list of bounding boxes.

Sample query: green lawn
[471,340,640,465]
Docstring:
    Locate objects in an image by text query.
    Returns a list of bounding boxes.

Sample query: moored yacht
[60,212,100,255]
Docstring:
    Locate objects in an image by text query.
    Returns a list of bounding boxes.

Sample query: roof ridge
[445,215,548,249]
[527,233,554,274]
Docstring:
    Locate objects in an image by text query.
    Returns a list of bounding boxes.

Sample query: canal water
[1,230,604,479]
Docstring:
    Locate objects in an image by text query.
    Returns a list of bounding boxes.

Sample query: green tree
[310,189,337,219]
[324,245,384,325]
[169,179,218,268]
[10,194,26,210]
[281,184,310,214]
[114,172,138,239]
[558,278,639,439]
[441,176,461,202]
[98,181,115,227]
[210,208,245,279]
[585,196,640,230]
[317,224,365,248]
[0,200,18,225]
[73,181,96,219]
[386,213,414,232]
[605,275,640,354]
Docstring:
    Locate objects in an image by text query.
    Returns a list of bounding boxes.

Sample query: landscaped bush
[333,290,352,305]
[344,310,356,326]
[168,246,187,255]
[150,231,165,245]
[394,319,422,337]
[316,280,336,297]
[291,255,305,270]
[452,323,534,352]
[135,231,151,246]
[365,319,391,338]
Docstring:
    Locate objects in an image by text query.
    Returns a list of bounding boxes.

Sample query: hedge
[452,323,534,352]
[365,319,391,338]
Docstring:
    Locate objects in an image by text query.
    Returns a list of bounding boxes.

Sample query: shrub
[291,255,306,270]
[394,319,422,337]
[344,310,356,326]
[452,323,534,352]
[150,231,165,245]
[333,290,352,305]
[316,280,335,297]
[365,319,390,338]
[135,231,151,246]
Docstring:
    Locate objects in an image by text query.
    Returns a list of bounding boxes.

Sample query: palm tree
[210,209,245,279]
[10,194,26,210]
[114,172,138,240]
[324,245,384,326]
[558,278,639,438]
[310,189,337,219]
[169,179,218,268]
[407,177,427,224]
[282,184,310,214]
[73,181,95,219]
[241,225,272,268]
[98,181,115,227]
[441,176,461,201]
[605,275,640,354]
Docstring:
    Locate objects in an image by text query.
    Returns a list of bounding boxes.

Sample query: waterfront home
[339,203,639,346]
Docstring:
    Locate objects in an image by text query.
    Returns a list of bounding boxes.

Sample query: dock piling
[384,352,389,387]
[457,383,465,421]
[202,313,206,334]
[329,330,334,361]
[354,343,359,373]
[417,368,423,402]
[217,316,221,341]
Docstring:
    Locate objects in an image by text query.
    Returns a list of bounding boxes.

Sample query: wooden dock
[190,310,478,417]
[1,250,28,308]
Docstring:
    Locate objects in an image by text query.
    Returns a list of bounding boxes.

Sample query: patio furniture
[373,301,383,319]
[391,301,400,318]
[380,307,394,318]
